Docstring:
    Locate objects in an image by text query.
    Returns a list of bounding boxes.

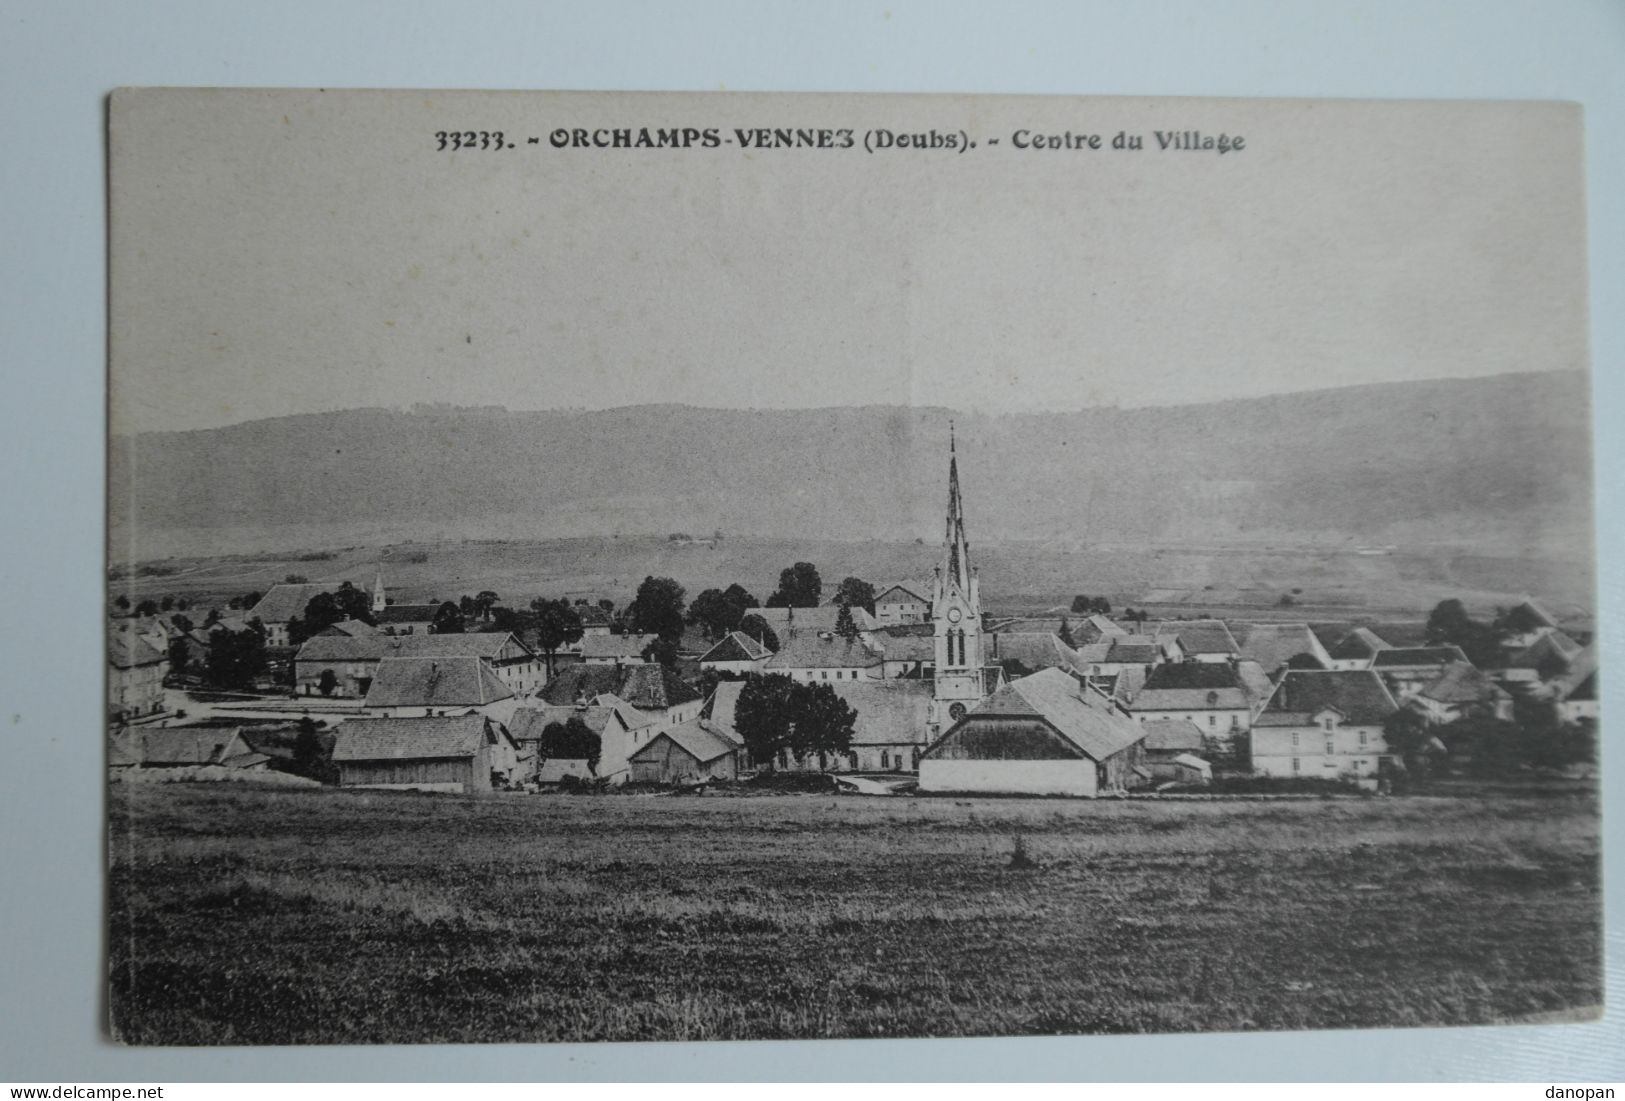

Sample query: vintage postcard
[107,89,1598,1044]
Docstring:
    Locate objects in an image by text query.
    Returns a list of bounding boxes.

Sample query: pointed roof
[630,718,740,765]
[507,703,628,743]
[976,667,1146,761]
[618,662,704,710]
[1328,627,1390,661]
[699,631,772,664]
[1255,670,1399,726]
[1417,661,1509,706]
[109,726,252,767]
[1238,623,1330,672]
[247,583,330,625]
[762,632,882,671]
[108,631,166,669]
[1152,619,1239,657]
[939,423,973,595]
[331,714,501,762]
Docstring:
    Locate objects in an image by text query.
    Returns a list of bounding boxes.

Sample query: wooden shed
[627,718,741,785]
[330,714,519,794]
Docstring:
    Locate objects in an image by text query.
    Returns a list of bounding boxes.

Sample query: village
[106,435,1599,801]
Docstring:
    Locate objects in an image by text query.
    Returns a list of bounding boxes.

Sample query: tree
[788,681,858,766]
[240,591,261,611]
[160,595,175,611]
[835,602,859,642]
[1493,603,1546,637]
[738,613,779,653]
[431,601,465,634]
[769,562,822,609]
[1090,597,1112,615]
[627,576,687,642]
[1382,707,1436,776]
[171,612,193,633]
[134,599,159,618]
[530,597,584,673]
[688,587,743,639]
[1423,598,1502,668]
[166,635,191,673]
[284,573,308,584]
[1070,595,1092,614]
[113,593,131,612]
[204,625,268,689]
[1057,617,1075,647]
[317,669,339,697]
[474,590,500,620]
[459,594,477,617]
[539,716,602,774]
[834,577,877,615]
[734,674,800,768]
[642,636,682,670]
[598,598,615,613]
[291,717,337,784]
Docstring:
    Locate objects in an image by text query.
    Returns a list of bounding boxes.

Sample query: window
[1323,717,1335,731]
[1291,732,1300,747]
[1358,730,1368,746]
[1292,758,1301,773]
[1325,738,1334,756]
[1208,715,1216,727]
[880,751,890,769]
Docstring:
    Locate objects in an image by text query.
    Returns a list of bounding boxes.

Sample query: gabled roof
[1255,670,1399,727]
[1418,661,1509,706]
[874,580,932,605]
[247,583,331,624]
[580,633,657,661]
[1238,623,1329,672]
[594,691,660,730]
[704,680,746,735]
[299,630,534,664]
[699,631,772,664]
[630,718,739,765]
[826,679,934,747]
[752,604,877,635]
[362,656,514,709]
[1371,646,1469,669]
[1328,627,1390,661]
[1509,598,1561,630]
[331,714,498,762]
[875,631,936,663]
[1141,719,1206,753]
[762,632,882,671]
[374,603,441,624]
[110,727,251,766]
[507,704,627,743]
[981,667,1145,761]
[618,663,704,710]
[1507,630,1582,671]
[1073,614,1129,644]
[1104,635,1164,665]
[1153,619,1239,656]
[1551,645,1598,703]
[108,631,166,669]
[1128,662,1252,711]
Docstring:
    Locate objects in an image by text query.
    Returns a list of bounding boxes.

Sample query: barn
[627,718,742,785]
[330,714,520,794]
[918,667,1147,797]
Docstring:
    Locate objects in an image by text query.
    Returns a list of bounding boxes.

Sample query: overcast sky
[110,90,1588,435]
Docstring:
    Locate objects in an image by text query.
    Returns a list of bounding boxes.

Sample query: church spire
[943,421,971,590]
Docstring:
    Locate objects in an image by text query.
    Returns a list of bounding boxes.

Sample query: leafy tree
[204,625,268,689]
[529,598,584,673]
[1382,707,1436,775]
[171,613,193,633]
[113,593,131,612]
[835,602,859,642]
[834,577,877,615]
[317,669,339,697]
[290,587,376,646]
[291,717,337,784]
[160,595,175,611]
[598,598,615,613]
[1070,594,1092,614]
[642,636,682,670]
[228,597,243,610]
[166,635,191,673]
[768,562,822,609]
[475,590,500,620]
[1090,597,1111,615]
[1423,598,1502,668]
[134,599,159,618]
[431,601,465,634]
[738,613,779,653]
[1057,617,1075,647]
[203,608,221,628]
[539,716,602,773]
[240,591,260,611]
[459,594,477,617]
[1493,603,1547,636]
[627,576,687,642]
[734,674,800,768]
[174,598,189,612]
[788,681,858,765]
[284,573,308,584]
[689,587,744,639]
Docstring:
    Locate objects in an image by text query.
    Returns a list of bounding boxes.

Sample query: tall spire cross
[944,421,969,588]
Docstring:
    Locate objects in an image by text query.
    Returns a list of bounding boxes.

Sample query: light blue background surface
[1,0,1620,1082]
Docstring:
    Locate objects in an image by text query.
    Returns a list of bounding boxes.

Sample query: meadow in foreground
[107,784,1601,1044]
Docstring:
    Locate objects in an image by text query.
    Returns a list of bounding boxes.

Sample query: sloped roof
[1418,661,1509,705]
[1551,645,1598,703]
[1255,670,1399,726]
[1371,646,1469,669]
[875,580,932,605]
[1074,614,1129,644]
[992,667,1146,761]
[111,727,251,766]
[630,719,739,765]
[1236,660,1275,705]
[876,631,936,663]
[753,604,877,635]
[374,603,441,624]
[1153,619,1239,656]
[1238,623,1328,672]
[1328,627,1390,661]
[703,680,746,737]
[540,663,626,705]
[295,634,394,662]
[108,631,166,669]
[1129,661,1252,711]
[762,632,882,671]
[298,630,530,663]
[1510,598,1561,630]
[699,631,772,664]
[580,633,657,661]
[318,619,380,639]
[1105,635,1163,664]
[247,583,332,624]
[507,704,625,743]
[331,714,495,762]
[594,691,661,730]
[1507,631,1582,671]
[989,631,1068,671]
[827,679,934,746]
[362,656,514,709]
[1141,718,1206,753]
[618,663,704,710]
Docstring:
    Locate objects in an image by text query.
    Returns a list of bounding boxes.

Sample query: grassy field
[107,784,1602,1045]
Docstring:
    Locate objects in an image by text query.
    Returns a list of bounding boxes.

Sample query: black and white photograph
[104,88,1600,1046]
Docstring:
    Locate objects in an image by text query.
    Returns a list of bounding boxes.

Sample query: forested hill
[110,371,1593,557]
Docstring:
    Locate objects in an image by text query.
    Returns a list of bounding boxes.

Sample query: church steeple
[371,571,387,614]
[943,421,972,591]
[931,421,985,733]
